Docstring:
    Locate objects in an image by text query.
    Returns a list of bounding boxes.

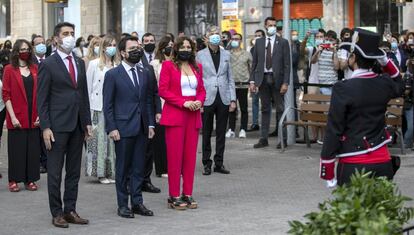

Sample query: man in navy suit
[103,35,155,218]
[37,22,92,228]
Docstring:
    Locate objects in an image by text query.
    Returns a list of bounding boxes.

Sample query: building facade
[0,0,414,42]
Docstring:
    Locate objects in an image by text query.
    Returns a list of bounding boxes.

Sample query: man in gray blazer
[197,26,236,175]
[249,17,291,148]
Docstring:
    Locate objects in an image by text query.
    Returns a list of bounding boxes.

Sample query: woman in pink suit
[159,37,206,210]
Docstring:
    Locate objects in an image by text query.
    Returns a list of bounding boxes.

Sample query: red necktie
[66,55,77,87]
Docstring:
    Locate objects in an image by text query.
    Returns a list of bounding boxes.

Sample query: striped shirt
[318,50,337,85]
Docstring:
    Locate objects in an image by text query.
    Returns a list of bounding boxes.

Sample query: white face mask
[61,36,76,52]
[292,35,298,41]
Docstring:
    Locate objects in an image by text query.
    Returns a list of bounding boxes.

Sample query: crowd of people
[0,16,409,227]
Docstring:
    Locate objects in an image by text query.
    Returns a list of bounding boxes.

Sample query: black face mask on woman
[177,51,192,61]
[163,47,172,56]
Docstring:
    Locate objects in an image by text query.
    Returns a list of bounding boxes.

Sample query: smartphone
[320,43,332,49]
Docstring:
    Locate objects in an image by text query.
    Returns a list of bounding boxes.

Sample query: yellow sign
[221,19,243,36]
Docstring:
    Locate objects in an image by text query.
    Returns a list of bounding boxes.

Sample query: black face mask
[342,37,351,43]
[144,43,156,53]
[163,47,172,56]
[126,49,143,64]
[177,51,192,61]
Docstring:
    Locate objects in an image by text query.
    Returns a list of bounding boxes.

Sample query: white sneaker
[108,179,116,184]
[239,129,246,138]
[161,174,168,178]
[99,178,111,184]
[317,140,324,145]
[225,129,235,138]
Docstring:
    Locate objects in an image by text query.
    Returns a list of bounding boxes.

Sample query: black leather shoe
[276,141,288,149]
[203,165,211,175]
[40,166,47,174]
[269,130,278,137]
[118,207,134,218]
[247,124,260,132]
[254,139,269,148]
[142,183,161,193]
[214,165,230,174]
[132,204,154,216]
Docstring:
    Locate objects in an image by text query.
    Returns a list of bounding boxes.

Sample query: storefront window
[178,0,218,37]
[357,0,398,34]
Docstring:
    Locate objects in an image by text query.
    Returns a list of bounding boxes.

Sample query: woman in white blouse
[85,35,120,184]
[149,36,174,178]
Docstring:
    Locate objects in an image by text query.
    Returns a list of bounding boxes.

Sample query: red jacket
[2,64,38,129]
[159,61,206,128]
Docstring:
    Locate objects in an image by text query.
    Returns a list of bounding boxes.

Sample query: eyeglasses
[19,48,30,52]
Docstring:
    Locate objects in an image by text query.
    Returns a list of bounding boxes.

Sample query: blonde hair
[98,35,120,70]
[86,37,102,61]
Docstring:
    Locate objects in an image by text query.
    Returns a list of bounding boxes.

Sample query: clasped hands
[183,100,202,111]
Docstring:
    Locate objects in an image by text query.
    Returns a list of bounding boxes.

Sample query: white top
[307,47,319,84]
[181,75,197,97]
[264,35,276,73]
[86,58,113,111]
[121,61,139,87]
[56,49,78,82]
[338,49,352,79]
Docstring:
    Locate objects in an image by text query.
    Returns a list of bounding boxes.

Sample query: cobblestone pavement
[0,129,413,235]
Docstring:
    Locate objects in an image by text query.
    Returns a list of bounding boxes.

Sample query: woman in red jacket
[159,37,206,210]
[2,39,40,192]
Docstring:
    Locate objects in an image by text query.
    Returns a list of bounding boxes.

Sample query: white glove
[377,56,388,67]
[326,179,337,188]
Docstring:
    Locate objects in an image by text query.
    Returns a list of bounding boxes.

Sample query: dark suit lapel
[53,53,74,87]
[273,36,279,55]
[136,65,144,98]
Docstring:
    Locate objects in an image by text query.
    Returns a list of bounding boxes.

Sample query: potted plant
[288,171,414,235]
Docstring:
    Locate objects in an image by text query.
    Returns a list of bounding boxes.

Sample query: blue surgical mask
[267,26,277,36]
[94,46,100,55]
[391,42,398,51]
[315,39,323,46]
[209,34,221,46]
[231,41,239,48]
[105,46,116,57]
[35,43,47,55]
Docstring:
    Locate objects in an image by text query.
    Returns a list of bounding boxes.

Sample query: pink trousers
[165,111,200,197]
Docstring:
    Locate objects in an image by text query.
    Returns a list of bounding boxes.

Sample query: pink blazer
[159,60,206,128]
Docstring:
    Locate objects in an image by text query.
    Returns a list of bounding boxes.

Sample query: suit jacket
[103,62,155,138]
[37,52,91,132]
[159,61,206,128]
[321,66,404,160]
[141,56,162,114]
[2,64,38,129]
[250,35,291,88]
[196,47,236,106]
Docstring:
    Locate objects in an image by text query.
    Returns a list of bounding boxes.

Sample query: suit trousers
[114,131,147,208]
[336,161,394,186]
[165,111,199,197]
[228,88,248,131]
[202,93,229,167]
[47,122,84,217]
[259,76,286,141]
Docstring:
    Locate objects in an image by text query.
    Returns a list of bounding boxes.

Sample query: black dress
[8,74,40,183]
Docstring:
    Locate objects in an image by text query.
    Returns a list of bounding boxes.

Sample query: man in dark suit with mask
[103,35,156,218]
[249,16,291,149]
[37,22,92,228]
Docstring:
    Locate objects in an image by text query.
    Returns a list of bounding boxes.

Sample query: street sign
[222,0,238,19]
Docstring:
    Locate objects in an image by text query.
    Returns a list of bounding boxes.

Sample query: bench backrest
[299,95,404,126]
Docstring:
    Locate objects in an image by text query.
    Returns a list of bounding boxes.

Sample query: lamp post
[282,0,296,145]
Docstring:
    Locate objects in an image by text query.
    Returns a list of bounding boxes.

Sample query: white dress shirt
[56,49,78,82]
[121,61,139,86]
[35,55,45,64]
[264,35,276,73]
[144,51,155,63]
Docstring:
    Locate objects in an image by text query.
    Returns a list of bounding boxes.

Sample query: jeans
[404,106,414,147]
[252,92,259,125]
